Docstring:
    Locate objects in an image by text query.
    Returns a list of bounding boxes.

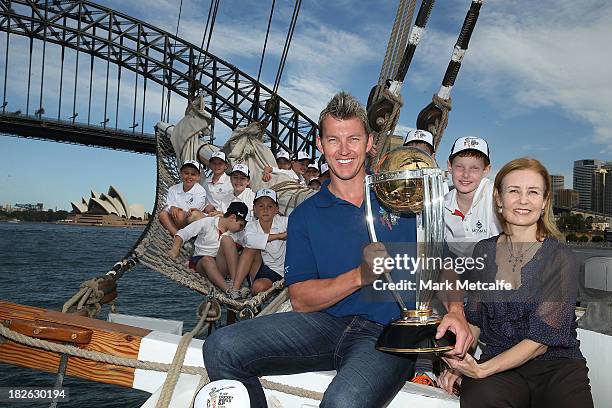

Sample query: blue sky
[0,0,610,211]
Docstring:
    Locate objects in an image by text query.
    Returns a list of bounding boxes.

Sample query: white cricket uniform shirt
[165,183,207,213]
[242,215,288,276]
[444,178,501,258]
[176,216,228,257]
[218,188,256,221]
[202,173,233,211]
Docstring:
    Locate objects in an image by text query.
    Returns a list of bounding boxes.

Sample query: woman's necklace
[506,235,538,274]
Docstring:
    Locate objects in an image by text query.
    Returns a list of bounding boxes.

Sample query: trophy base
[376,309,456,354]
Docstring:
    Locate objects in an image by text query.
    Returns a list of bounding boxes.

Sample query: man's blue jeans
[203,311,416,407]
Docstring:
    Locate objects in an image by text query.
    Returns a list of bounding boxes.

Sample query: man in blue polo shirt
[204,92,473,407]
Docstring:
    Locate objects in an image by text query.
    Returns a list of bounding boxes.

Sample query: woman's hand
[438,368,462,395]
[442,353,488,379]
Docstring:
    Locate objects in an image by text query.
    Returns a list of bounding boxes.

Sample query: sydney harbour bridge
[0,0,318,155]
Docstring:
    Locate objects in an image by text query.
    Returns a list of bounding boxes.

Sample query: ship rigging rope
[196,0,222,87]
[0,316,324,402]
[257,0,276,83]
[273,0,302,94]
[377,0,417,92]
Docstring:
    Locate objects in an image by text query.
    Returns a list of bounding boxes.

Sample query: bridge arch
[0,0,318,155]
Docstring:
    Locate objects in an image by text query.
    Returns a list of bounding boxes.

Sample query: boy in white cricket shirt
[231,188,287,296]
[202,151,233,214]
[215,163,257,293]
[261,151,311,185]
[444,136,501,258]
[159,160,207,236]
[168,202,248,297]
[218,163,256,218]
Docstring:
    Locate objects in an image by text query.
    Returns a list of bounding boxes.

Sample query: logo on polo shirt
[472,220,487,234]
[188,196,194,204]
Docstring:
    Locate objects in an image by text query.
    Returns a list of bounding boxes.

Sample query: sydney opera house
[70,186,147,226]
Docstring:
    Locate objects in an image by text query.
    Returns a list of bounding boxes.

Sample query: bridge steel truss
[0,0,318,156]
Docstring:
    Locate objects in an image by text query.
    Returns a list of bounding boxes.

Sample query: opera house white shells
[71,186,145,220]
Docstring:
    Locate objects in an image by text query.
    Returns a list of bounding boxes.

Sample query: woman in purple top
[438,158,593,408]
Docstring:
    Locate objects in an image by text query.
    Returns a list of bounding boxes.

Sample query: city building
[9,203,44,211]
[592,168,607,214]
[605,162,612,215]
[550,175,564,205]
[573,159,603,211]
[556,189,580,209]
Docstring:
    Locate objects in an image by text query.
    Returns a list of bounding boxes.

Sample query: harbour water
[0,222,205,408]
[0,222,610,407]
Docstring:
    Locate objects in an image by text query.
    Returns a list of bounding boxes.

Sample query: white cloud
[415,1,612,149]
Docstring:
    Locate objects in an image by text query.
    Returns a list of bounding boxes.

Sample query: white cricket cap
[307,163,319,170]
[276,151,290,161]
[293,151,314,163]
[449,136,490,160]
[193,380,250,408]
[404,129,434,150]
[210,151,227,162]
[180,159,201,172]
[230,163,250,177]
[254,188,277,204]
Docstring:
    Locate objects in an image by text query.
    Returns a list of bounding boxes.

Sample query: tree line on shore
[0,209,70,222]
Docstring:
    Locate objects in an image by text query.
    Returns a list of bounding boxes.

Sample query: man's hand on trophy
[437,311,474,358]
[360,242,391,286]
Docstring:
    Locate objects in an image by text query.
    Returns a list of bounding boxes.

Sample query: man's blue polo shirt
[284,180,417,325]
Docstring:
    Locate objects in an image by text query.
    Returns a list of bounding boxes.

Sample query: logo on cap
[463,137,480,147]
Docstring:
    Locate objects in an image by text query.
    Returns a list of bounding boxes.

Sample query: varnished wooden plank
[0,301,152,388]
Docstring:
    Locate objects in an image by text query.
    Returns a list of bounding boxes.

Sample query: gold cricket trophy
[365,146,455,353]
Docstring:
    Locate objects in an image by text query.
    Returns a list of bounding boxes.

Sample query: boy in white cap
[445,136,501,257]
[262,150,312,185]
[168,201,249,298]
[275,150,292,170]
[404,129,435,157]
[202,151,233,214]
[160,160,207,235]
[304,163,320,183]
[231,188,287,296]
[219,163,255,217]
[291,151,313,183]
[215,163,256,292]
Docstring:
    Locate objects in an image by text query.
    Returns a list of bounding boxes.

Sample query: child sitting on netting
[168,202,248,298]
[159,160,207,236]
[232,188,287,296]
